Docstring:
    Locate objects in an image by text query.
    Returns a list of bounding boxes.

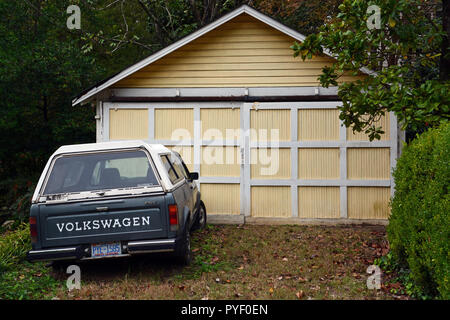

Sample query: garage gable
[73,5,370,105]
[113,13,364,88]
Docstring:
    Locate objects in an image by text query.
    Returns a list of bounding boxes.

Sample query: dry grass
[52,224,408,300]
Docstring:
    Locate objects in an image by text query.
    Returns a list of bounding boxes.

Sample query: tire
[192,202,207,231]
[175,228,192,266]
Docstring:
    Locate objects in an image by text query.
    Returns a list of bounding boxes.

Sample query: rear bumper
[27,238,177,262]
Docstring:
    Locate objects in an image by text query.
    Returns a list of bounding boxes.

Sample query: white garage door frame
[101,101,398,220]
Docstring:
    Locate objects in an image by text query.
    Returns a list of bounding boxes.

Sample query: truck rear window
[43,150,159,195]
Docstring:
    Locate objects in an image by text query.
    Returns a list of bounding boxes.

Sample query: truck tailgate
[38,195,168,248]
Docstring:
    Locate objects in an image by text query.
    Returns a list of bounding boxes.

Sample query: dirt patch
[52,224,410,300]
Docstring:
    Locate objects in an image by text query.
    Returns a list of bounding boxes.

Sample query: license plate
[91,242,121,258]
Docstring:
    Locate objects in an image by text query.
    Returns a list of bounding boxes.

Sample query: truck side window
[160,155,179,184]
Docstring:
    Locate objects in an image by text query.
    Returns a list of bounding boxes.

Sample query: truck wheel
[176,228,192,266]
[192,202,207,231]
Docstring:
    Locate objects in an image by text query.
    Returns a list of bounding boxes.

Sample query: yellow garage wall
[298,187,340,218]
[201,108,240,140]
[347,148,390,180]
[250,109,290,141]
[298,109,340,141]
[166,146,194,172]
[201,146,240,177]
[201,184,240,215]
[154,108,194,140]
[251,148,291,179]
[251,186,291,217]
[109,109,149,140]
[113,14,365,88]
[347,113,390,141]
[348,187,391,219]
[298,148,340,179]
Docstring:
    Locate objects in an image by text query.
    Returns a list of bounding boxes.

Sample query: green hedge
[388,122,449,299]
[0,224,30,272]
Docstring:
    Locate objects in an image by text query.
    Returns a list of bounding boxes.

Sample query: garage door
[104,101,396,220]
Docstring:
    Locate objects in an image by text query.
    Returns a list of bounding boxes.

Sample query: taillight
[29,216,37,244]
[168,205,178,230]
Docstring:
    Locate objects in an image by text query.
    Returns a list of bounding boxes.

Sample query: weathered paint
[347,187,391,219]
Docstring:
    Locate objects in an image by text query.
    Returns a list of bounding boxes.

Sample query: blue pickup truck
[26,141,206,265]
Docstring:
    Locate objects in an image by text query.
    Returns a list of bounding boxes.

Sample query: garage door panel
[298,148,340,179]
[348,187,391,219]
[251,186,291,217]
[155,108,194,140]
[201,184,240,215]
[109,109,149,140]
[298,109,340,141]
[298,187,340,218]
[347,113,390,141]
[201,108,240,140]
[250,109,290,141]
[251,148,290,179]
[347,148,390,180]
[201,146,240,177]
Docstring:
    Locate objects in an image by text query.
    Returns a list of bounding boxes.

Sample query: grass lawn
[31,224,409,300]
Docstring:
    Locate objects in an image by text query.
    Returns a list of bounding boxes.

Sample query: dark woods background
[0,0,343,220]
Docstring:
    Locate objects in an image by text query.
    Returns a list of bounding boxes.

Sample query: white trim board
[73,5,374,106]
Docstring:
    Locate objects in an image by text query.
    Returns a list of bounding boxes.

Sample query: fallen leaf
[269,288,274,293]
[282,257,288,262]
[296,290,304,299]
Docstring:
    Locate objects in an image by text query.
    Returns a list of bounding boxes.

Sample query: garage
[73,5,401,224]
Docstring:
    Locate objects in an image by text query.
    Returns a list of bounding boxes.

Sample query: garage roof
[72,4,373,106]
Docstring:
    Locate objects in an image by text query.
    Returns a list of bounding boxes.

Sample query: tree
[292,0,450,140]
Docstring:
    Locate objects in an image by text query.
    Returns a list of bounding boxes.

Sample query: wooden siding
[113,14,364,88]
[251,148,291,179]
[347,113,390,141]
[298,187,340,218]
[298,148,340,179]
[250,109,291,141]
[347,148,390,180]
[251,186,291,217]
[298,109,340,141]
[109,109,148,140]
[201,146,240,177]
[154,108,194,140]
[348,187,391,219]
[201,108,240,140]
[201,184,240,215]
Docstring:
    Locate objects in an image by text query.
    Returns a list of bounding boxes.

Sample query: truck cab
[26,141,206,265]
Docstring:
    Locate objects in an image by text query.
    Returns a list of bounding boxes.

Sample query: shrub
[388,122,450,299]
[0,224,30,272]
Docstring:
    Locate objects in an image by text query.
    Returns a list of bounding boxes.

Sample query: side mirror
[188,172,199,181]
